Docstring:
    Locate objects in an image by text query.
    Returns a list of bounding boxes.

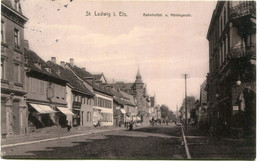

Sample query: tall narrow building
[206,1,256,138]
[1,0,28,138]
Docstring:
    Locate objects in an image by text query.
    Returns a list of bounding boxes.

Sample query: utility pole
[182,74,189,130]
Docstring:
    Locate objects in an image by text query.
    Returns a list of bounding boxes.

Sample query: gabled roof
[92,74,102,80]
[47,61,94,96]
[68,64,113,96]
[24,49,67,83]
[119,90,136,107]
[110,82,136,95]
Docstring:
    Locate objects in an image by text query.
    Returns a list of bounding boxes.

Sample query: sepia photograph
[1,0,256,160]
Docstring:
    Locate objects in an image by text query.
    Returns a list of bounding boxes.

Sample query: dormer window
[34,62,41,69]
[14,0,20,10]
[24,57,28,64]
[45,67,51,73]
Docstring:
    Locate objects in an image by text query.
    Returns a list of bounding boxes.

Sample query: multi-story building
[24,46,68,132]
[67,59,114,126]
[206,1,256,137]
[1,0,28,138]
[47,58,95,128]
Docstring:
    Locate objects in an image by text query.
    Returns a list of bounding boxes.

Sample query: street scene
[1,0,256,160]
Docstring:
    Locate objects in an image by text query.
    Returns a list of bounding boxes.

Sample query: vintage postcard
[1,0,256,160]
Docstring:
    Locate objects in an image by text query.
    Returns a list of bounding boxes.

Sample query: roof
[119,90,136,106]
[46,61,94,97]
[68,64,113,96]
[92,74,103,80]
[110,82,136,95]
[110,89,125,105]
[24,49,67,83]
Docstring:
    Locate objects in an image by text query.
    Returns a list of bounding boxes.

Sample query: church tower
[134,67,145,107]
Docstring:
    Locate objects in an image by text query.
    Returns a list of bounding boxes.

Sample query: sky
[20,0,217,112]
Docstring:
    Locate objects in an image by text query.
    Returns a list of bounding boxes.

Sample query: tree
[160,104,169,120]
[179,96,196,123]
[160,104,177,122]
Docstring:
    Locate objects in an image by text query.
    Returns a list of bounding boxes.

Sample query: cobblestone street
[2,125,186,159]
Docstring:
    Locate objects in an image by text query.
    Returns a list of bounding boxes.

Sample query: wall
[66,85,73,126]
[25,76,66,105]
[93,93,113,126]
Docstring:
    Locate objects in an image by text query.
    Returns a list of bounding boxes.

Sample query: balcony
[228,44,256,59]
[229,2,256,20]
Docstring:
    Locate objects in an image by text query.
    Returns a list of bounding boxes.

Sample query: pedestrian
[66,120,71,132]
[129,121,133,131]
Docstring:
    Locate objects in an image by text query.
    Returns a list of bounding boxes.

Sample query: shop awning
[125,116,131,122]
[29,103,56,114]
[120,109,126,114]
[93,111,103,119]
[57,107,74,116]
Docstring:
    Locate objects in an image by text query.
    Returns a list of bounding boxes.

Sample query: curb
[181,126,191,159]
[1,128,119,149]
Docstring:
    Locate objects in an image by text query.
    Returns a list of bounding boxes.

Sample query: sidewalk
[1,125,128,148]
[183,125,256,159]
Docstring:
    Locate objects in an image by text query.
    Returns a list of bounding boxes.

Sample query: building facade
[24,48,68,132]
[206,1,256,137]
[67,59,114,126]
[111,68,150,125]
[1,0,28,138]
[47,59,95,128]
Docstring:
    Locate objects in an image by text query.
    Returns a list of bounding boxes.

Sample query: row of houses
[1,0,161,138]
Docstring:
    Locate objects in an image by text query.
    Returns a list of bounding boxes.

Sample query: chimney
[70,58,74,67]
[24,40,29,50]
[51,57,56,64]
[82,67,86,71]
[60,61,65,68]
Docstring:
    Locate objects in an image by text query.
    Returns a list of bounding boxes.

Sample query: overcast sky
[21,0,217,112]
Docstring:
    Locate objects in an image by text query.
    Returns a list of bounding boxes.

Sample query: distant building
[206,1,256,136]
[1,0,28,138]
[110,68,150,125]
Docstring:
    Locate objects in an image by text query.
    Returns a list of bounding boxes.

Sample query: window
[13,63,20,83]
[1,58,5,79]
[40,80,44,94]
[15,1,19,10]
[224,39,226,62]
[94,97,97,106]
[14,28,20,48]
[224,8,226,26]
[87,112,91,122]
[1,21,4,43]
